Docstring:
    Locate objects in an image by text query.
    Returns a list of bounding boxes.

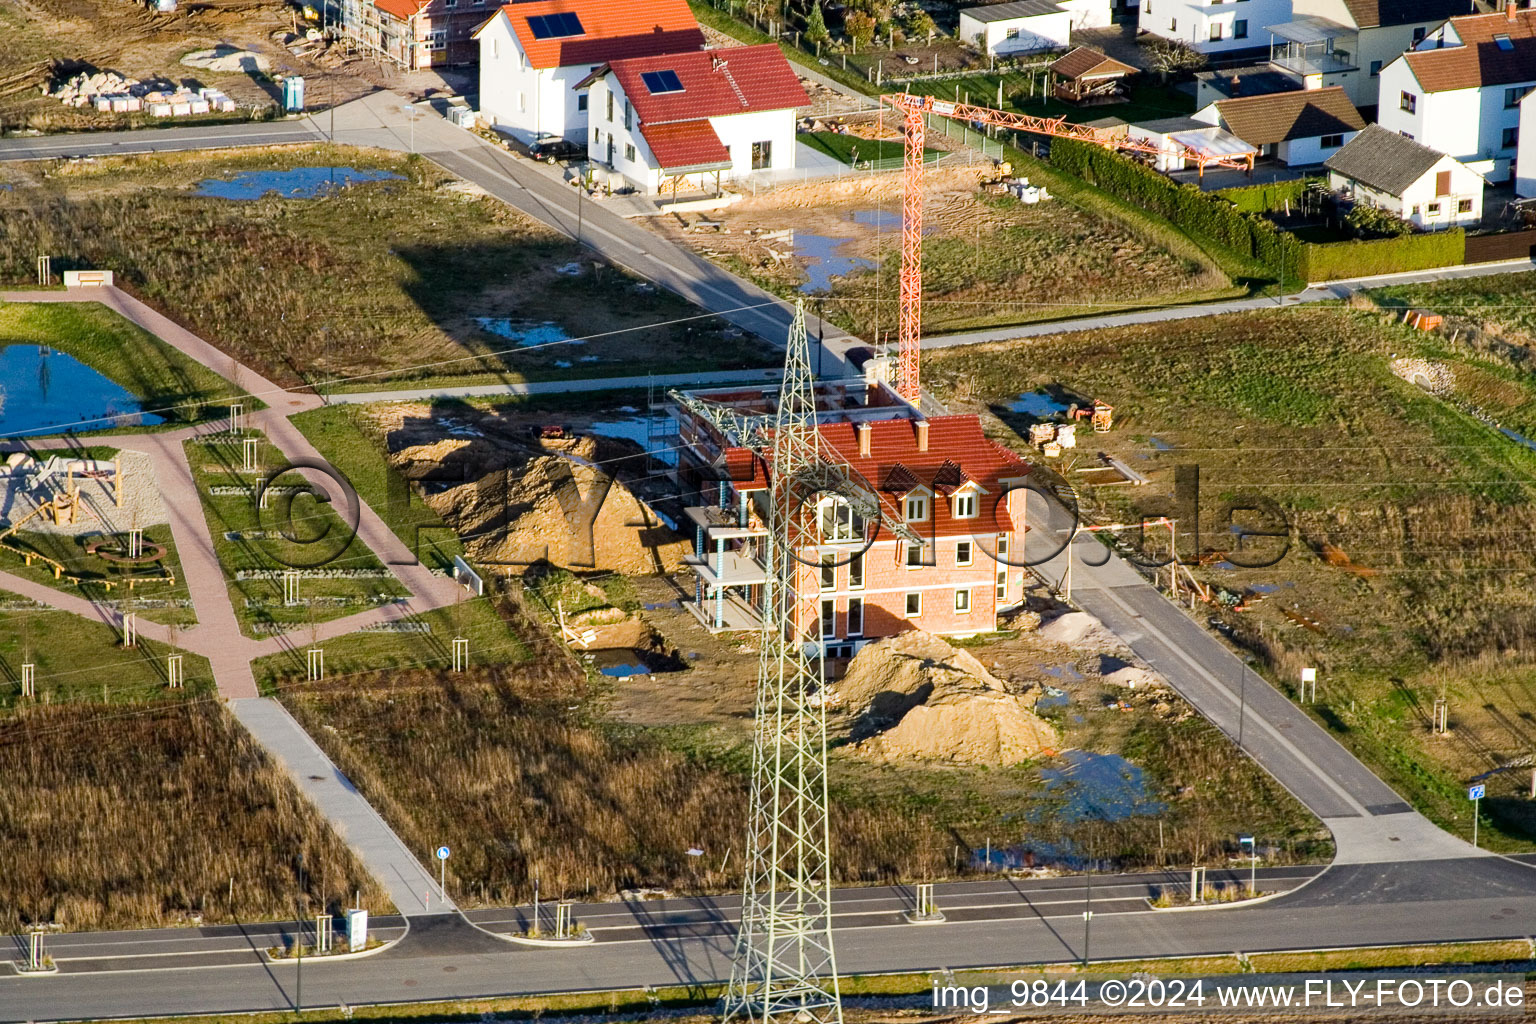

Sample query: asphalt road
[3,858,1532,1022]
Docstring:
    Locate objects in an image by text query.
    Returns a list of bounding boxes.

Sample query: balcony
[684,549,768,588]
[683,504,766,540]
[1266,18,1358,77]
[684,590,764,632]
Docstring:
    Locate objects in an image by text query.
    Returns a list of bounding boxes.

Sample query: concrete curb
[1143,888,1293,913]
[261,927,407,964]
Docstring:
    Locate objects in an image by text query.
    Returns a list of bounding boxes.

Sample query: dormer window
[953,492,977,519]
[904,494,929,522]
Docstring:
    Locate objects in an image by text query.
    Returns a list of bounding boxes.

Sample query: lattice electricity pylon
[723,300,843,1024]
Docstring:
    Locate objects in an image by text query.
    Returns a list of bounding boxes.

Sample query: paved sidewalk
[230,697,452,917]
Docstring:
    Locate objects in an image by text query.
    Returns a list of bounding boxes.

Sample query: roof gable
[487,0,704,70]
[1339,0,1470,29]
[1049,46,1137,81]
[602,45,808,124]
[1212,85,1364,145]
[1402,8,1536,91]
[1323,123,1452,195]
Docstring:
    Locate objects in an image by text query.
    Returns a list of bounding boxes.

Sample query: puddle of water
[1042,664,1084,682]
[851,208,902,229]
[591,647,657,677]
[474,319,581,348]
[600,662,649,677]
[1035,686,1070,711]
[1148,436,1173,451]
[587,417,651,446]
[0,345,165,434]
[1215,561,1237,570]
[796,232,875,294]
[195,167,403,200]
[1009,390,1072,419]
[1248,582,1281,594]
[1040,751,1166,823]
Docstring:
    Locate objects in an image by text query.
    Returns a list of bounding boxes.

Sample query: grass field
[0,147,776,391]
[798,131,939,170]
[281,664,967,905]
[928,304,1536,848]
[183,432,410,638]
[1369,270,1536,351]
[0,596,212,705]
[0,698,388,931]
[0,301,241,434]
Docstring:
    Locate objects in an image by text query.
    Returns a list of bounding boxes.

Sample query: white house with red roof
[1377,3,1536,184]
[578,44,808,195]
[473,0,704,144]
[665,378,1032,653]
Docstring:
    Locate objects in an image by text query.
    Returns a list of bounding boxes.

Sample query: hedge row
[1215,178,1323,214]
[1049,138,1305,280]
[1299,230,1466,283]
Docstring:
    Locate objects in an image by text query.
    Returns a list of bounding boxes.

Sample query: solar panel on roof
[1494,34,1514,50]
[527,11,583,39]
[641,69,684,94]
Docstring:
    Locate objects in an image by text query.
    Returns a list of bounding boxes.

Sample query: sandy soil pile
[839,632,1058,766]
[1038,611,1131,654]
[411,448,687,574]
[378,405,687,575]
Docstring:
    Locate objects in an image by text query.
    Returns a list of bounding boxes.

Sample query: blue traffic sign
[436,845,451,860]
[1468,785,1485,801]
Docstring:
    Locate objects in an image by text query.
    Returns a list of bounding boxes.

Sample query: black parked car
[529,136,583,163]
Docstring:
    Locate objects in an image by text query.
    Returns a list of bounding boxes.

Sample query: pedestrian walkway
[230,698,452,916]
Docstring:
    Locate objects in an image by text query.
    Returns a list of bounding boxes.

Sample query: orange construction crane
[879,92,1256,402]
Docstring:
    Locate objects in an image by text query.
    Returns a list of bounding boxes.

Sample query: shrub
[845,9,876,47]
[1345,204,1413,238]
[1216,178,1323,214]
[1300,230,1465,282]
[1049,138,1304,278]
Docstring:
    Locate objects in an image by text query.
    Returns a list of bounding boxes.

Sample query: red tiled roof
[375,0,425,21]
[603,44,808,124]
[484,0,704,70]
[640,119,731,172]
[724,415,1032,538]
[1403,8,1536,92]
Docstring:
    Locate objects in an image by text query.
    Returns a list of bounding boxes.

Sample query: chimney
[1508,1,1518,22]
[914,419,929,453]
[856,421,872,457]
[1230,73,1241,95]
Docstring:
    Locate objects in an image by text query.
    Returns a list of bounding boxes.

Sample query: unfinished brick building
[664,376,1033,656]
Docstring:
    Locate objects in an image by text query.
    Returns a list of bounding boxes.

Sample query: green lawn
[798,131,940,170]
[288,405,464,573]
[1368,270,1536,349]
[252,599,529,692]
[183,433,410,638]
[0,302,243,435]
[0,595,213,706]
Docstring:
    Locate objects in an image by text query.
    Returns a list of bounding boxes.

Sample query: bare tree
[1142,38,1208,76]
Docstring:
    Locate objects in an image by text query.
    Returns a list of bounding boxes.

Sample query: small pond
[796,233,875,294]
[0,345,164,435]
[195,167,404,200]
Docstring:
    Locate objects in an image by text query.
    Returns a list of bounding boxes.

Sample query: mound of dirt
[181,47,271,73]
[840,632,1057,766]
[1038,611,1130,653]
[425,454,688,575]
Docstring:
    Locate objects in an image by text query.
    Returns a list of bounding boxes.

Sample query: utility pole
[722,301,844,1024]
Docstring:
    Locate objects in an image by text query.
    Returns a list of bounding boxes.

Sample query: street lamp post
[401,102,416,154]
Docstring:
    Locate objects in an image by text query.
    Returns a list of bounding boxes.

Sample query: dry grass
[927,305,1536,848]
[281,662,960,904]
[0,699,387,931]
[0,146,772,390]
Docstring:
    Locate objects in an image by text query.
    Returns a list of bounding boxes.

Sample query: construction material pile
[48,70,235,115]
[395,435,688,575]
[838,631,1058,766]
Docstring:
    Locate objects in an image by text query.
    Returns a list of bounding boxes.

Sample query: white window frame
[905,592,922,617]
[849,551,865,590]
[956,540,973,566]
[953,491,978,519]
[904,493,929,522]
[847,597,864,636]
[905,542,924,569]
[955,588,972,614]
[820,598,837,638]
[819,553,836,592]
